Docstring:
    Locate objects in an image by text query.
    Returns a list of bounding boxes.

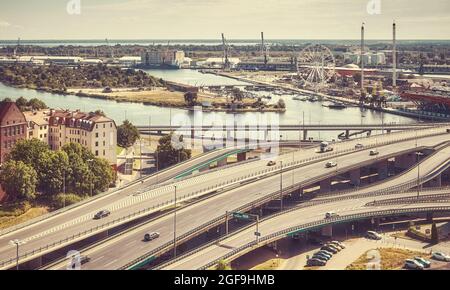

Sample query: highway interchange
[1,125,450,270]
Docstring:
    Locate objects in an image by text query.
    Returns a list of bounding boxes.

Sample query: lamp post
[280,160,283,212]
[416,152,424,199]
[87,159,94,197]
[173,185,177,258]
[10,239,25,270]
[63,168,66,208]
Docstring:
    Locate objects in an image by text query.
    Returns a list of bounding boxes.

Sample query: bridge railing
[198,206,450,270]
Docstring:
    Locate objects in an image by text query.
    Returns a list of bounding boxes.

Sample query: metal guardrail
[0,146,238,238]
[120,126,450,269]
[2,126,448,269]
[198,206,450,270]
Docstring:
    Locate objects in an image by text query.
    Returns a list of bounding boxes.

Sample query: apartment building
[24,110,50,145]
[47,110,117,165]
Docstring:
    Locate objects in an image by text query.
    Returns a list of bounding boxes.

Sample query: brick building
[0,102,27,163]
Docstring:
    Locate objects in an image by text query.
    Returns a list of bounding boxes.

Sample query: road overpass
[38,127,450,270]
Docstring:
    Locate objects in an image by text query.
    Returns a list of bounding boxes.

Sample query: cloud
[0,20,12,28]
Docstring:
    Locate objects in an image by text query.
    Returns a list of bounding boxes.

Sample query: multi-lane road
[39,126,450,270]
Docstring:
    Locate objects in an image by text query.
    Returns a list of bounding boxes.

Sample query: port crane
[221,33,231,71]
[260,32,269,65]
[105,38,115,59]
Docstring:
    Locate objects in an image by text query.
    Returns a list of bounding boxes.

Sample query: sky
[0,0,449,40]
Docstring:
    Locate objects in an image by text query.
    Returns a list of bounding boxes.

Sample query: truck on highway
[319,142,334,153]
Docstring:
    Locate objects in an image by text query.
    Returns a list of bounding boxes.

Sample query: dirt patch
[346,248,429,270]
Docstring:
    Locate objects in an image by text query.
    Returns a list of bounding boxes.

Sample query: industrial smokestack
[393,21,397,88]
[361,23,365,94]
[261,32,267,64]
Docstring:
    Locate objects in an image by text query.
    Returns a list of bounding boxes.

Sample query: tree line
[0,64,163,91]
[1,96,47,111]
[0,139,115,203]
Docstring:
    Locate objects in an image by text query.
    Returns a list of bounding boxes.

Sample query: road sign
[255,232,261,237]
[232,212,251,221]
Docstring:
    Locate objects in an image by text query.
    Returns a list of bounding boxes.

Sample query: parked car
[321,245,338,254]
[355,144,364,149]
[315,250,332,259]
[369,150,379,156]
[313,253,331,261]
[318,249,334,257]
[414,257,431,268]
[366,231,382,240]
[325,161,337,168]
[325,211,339,219]
[325,243,341,252]
[330,241,346,249]
[306,258,326,267]
[94,210,111,220]
[404,259,424,270]
[267,161,276,166]
[144,232,160,242]
[432,252,450,262]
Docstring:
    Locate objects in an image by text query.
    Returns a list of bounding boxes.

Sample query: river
[0,69,417,141]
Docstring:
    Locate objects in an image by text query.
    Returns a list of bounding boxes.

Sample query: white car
[330,241,346,249]
[369,150,379,156]
[404,259,424,270]
[432,252,450,262]
[366,231,382,240]
[325,161,337,168]
[355,144,364,149]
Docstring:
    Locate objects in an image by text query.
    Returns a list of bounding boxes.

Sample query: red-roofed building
[0,102,27,164]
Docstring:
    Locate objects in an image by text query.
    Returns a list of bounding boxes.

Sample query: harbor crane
[221,33,231,71]
[261,32,269,65]
[105,38,115,59]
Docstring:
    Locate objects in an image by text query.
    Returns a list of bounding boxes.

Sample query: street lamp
[87,159,94,197]
[416,152,424,199]
[10,239,25,270]
[280,160,283,212]
[173,185,177,258]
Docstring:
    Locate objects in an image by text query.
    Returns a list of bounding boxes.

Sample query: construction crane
[221,33,231,70]
[261,32,269,65]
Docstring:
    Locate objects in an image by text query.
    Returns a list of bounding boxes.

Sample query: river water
[0,69,417,141]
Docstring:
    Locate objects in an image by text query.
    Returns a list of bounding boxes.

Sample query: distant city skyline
[0,0,449,40]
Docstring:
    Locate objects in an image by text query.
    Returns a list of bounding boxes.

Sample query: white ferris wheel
[297,44,336,89]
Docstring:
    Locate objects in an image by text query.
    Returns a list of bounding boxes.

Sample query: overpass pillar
[386,129,392,134]
[426,212,434,222]
[321,224,333,237]
[191,129,195,148]
[320,178,332,194]
[350,169,361,187]
[345,130,350,139]
[217,158,227,167]
[429,174,442,187]
[292,188,303,199]
[237,152,247,162]
[377,160,389,180]
[395,153,416,170]
[303,130,308,141]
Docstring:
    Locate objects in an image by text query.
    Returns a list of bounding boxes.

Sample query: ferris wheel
[297,44,336,89]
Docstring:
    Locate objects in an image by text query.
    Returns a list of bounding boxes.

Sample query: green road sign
[232,212,251,221]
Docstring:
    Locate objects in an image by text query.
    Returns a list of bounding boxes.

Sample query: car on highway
[306,258,327,267]
[369,150,379,156]
[414,257,431,268]
[321,245,338,254]
[325,211,339,219]
[325,161,337,168]
[404,259,424,270]
[432,252,450,262]
[366,231,382,240]
[80,255,91,265]
[355,144,364,149]
[144,232,160,242]
[267,161,277,166]
[94,210,111,220]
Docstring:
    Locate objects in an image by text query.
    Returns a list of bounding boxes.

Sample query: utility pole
[225,211,229,236]
[63,168,66,208]
[10,239,25,270]
[393,21,397,89]
[173,185,177,258]
[280,161,283,212]
[361,23,365,97]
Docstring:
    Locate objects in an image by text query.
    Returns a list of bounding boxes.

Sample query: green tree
[1,97,12,103]
[7,139,51,170]
[27,98,47,110]
[89,158,115,193]
[215,260,231,270]
[117,120,140,148]
[0,160,38,200]
[431,223,439,244]
[15,96,28,109]
[184,92,198,107]
[37,150,69,195]
[156,133,191,169]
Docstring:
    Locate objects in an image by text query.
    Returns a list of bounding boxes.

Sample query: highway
[162,195,450,270]
[40,127,450,270]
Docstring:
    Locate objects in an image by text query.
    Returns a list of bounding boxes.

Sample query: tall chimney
[393,21,397,88]
[361,23,365,94]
